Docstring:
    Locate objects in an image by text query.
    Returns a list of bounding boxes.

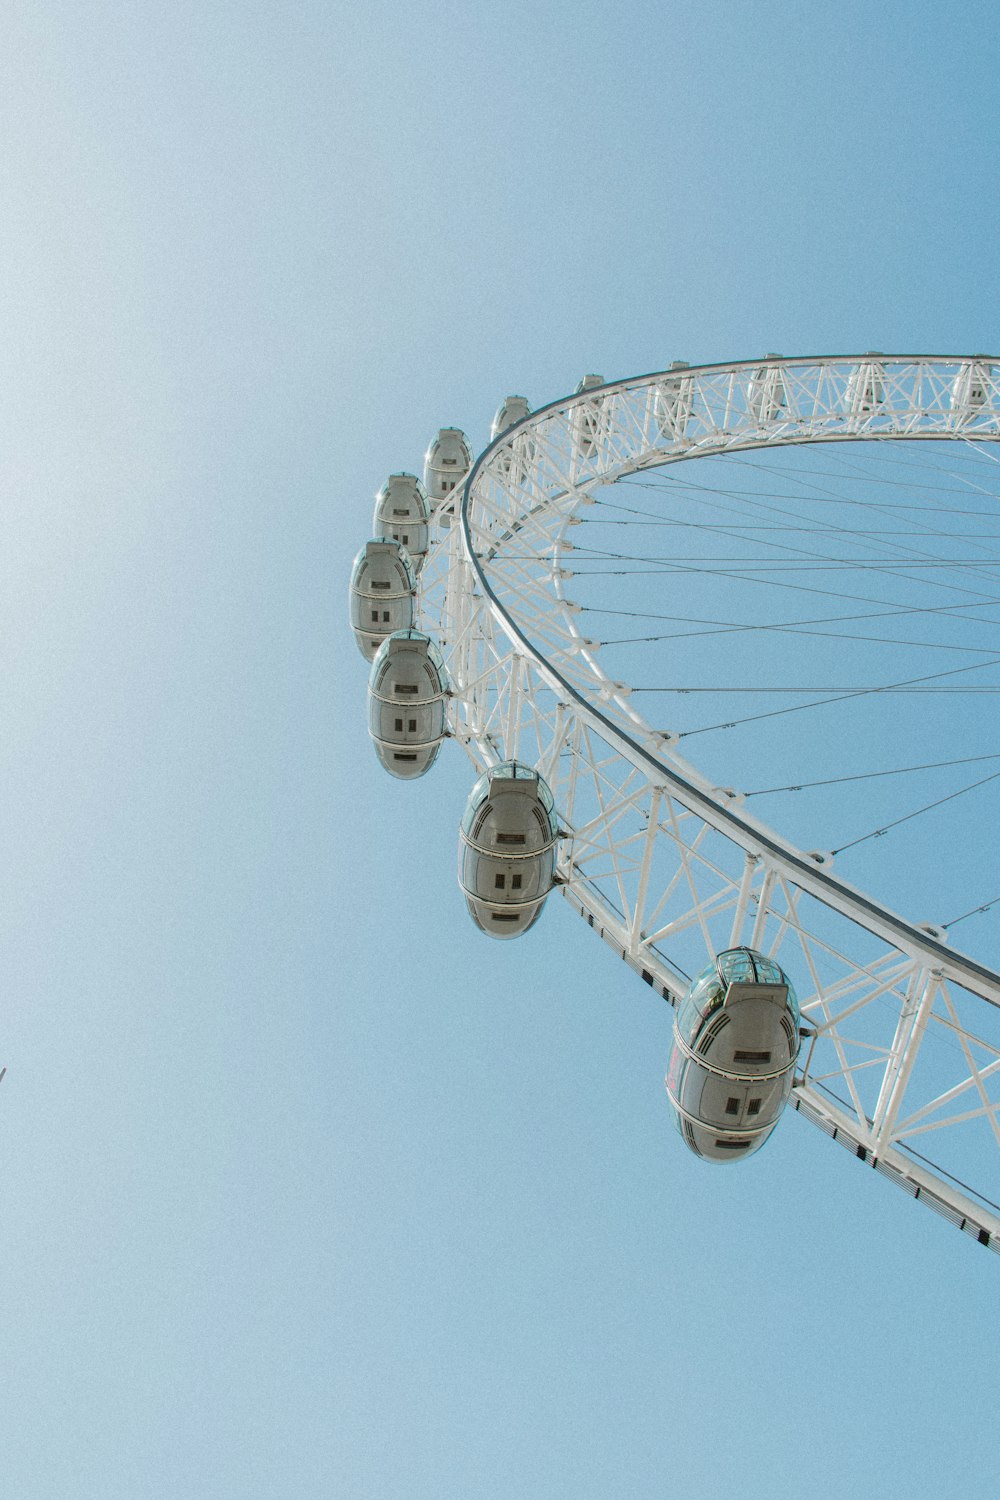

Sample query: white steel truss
[414,355,1000,1252]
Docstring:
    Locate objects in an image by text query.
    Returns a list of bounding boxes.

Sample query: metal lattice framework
[414,355,1000,1251]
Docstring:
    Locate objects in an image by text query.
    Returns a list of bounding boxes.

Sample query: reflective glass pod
[490,395,534,484]
[571,373,605,460]
[373,475,431,571]
[653,361,692,442]
[747,357,787,423]
[458,761,559,938]
[424,428,472,506]
[368,630,448,779]
[490,395,531,441]
[951,359,993,413]
[845,356,885,415]
[665,947,801,1163]
[349,539,417,661]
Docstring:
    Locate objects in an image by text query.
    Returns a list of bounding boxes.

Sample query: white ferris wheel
[351,354,1000,1253]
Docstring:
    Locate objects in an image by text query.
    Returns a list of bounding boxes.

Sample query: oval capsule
[746,357,787,423]
[368,630,448,779]
[373,475,431,572]
[458,761,558,938]
[654,360,692,442]
[349,539,416,661]
[665,947,800,1162]
[571,373,605,461]
[845,355,885,416]
[951,359,993,414]
[424,428,473,507]
[490,395,531,441]
[490,396,534,484]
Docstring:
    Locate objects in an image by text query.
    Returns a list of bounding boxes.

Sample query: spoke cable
[830,768,1000,855]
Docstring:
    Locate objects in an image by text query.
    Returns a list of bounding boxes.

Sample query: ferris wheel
[351,355,1000,1252]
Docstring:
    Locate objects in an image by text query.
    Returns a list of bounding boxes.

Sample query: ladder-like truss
[415,356,1000,1251]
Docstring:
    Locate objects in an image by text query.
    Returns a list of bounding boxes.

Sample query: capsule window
[408,719,417,732]
[393,753,417,761]
[715,1139,751,1151]
[725,1097,739,1116]
[748,1098,763,1116]
[394,684,419,695]
[392,508,408,517]
[371,581,390,591]
[491,913,519,923]
[394,717,403,732]
[734,1049,772,1064]
[496,833,526,846]
[494,873,506,889]
[371,610,380,623]
[511,873,522,890]
[382,611,390,622]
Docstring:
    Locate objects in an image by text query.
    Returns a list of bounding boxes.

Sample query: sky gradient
[2,4,998,1496]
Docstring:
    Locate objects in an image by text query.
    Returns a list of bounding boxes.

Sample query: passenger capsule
[490,395,531,441]
[845,355,885,416]
[571,373,605,460]
[490,396,534,483]
[349,539,416,661]
[747,357,787,423]
[665,947,800,1162]
[373,474,431,571]
[951,359,993,413]
[654,360,692,442]
[458,761,559,938]
[368,630,448,779]
[424,429,473,505]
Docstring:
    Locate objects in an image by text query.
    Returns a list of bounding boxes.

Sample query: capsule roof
[715,946,791,990]
[461,760,556,831]
[369,627,446,680]
[374,473,430,521]
[349,537,416,593]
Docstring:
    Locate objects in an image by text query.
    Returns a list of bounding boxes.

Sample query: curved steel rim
[459,355,1000,1006]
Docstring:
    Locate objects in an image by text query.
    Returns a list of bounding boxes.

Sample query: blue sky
[1,3,998,1496]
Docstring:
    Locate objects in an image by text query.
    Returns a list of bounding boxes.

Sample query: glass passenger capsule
[747,356,787,423]
[490,396,534,483]
[845,355,885,416]
[349,539,417,661]
[424,428,473,505]
[665,947,801,1163]
[490,395,531,441]
[571,373,605,460]
[653,360,692,442]
[458,761,559,938]
[951,359,993,413]
[367,630,448,779]
[373,475,431,572]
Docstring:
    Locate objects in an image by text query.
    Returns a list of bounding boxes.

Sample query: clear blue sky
[1,3,998,1497]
